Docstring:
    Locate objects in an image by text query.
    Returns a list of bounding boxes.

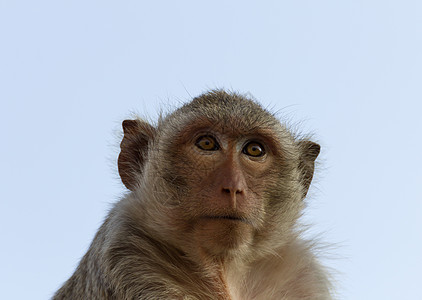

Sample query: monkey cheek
[193,220,253,256]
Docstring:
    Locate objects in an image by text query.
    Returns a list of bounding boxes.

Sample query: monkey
[53,90,332,299]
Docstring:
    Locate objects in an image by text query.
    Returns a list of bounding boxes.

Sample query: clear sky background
[1,1,421,299]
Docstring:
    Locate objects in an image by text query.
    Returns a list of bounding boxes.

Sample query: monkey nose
[222,188,243,195]
[221,187,244,209]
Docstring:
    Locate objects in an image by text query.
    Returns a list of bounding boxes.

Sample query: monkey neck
[191,254,240,300]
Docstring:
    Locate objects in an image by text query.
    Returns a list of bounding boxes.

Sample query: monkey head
[118,90,320,260]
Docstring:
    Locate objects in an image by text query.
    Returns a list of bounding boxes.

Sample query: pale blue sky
[1,1,421,299]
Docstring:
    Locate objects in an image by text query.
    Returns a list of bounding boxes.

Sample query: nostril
[222,188,243,195]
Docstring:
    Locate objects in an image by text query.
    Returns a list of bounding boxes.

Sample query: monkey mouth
[202,215,249,224]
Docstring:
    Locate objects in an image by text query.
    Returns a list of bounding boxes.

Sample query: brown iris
[243,142,265,157]
[196,135,219,151]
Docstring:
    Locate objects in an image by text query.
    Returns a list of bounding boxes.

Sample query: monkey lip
[201,215,249,224]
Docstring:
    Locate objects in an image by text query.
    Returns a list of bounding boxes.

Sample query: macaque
[53,90,332,299]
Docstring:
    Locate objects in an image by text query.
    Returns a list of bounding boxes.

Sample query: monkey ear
[118,119,156,191]
[297,140,320,198]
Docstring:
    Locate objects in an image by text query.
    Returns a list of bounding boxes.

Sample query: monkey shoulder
[90,199,215,299]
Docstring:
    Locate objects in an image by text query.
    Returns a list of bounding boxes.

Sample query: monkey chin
[193,217,253,257]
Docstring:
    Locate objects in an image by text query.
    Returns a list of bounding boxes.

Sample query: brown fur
[53,90,332,299]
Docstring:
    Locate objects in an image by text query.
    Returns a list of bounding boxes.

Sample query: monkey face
[154,117,285,257]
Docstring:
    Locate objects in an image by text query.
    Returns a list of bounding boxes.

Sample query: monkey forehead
[164,90,283,135]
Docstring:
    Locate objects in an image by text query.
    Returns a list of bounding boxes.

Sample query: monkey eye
[243,142,265,157]
[196,135,219,151]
